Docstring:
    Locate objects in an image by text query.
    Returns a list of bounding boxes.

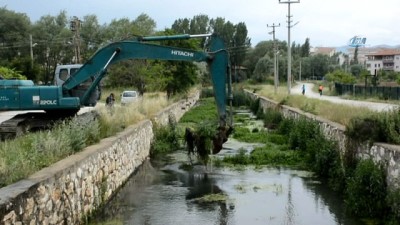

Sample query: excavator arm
[0,34,232,147]
[62,33,231,127]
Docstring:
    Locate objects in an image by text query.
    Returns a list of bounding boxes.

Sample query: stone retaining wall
[247,90,400,189]
[0,92,199,225]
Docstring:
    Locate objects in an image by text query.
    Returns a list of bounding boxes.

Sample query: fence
[335,83,400,100]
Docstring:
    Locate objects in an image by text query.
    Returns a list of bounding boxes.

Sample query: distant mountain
[371,44,400,49]
[335,44,400,53]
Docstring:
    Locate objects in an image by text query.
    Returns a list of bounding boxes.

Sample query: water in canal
[90,147,366,225]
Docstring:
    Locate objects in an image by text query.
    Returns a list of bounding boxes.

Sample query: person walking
[318,85,323,96]
[106,93,115,108]
[302,84,306,95]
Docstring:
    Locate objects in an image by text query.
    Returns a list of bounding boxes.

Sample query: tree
[244,40,287,80]
[350,64,363,77]
[80,14,102,61]
[132,13,156,36]
[325,69,356,84]
[301,38,310,57]
[159,29,200,97]
[31,11,72,83]
[352,46,359,65]
[171,18,190,34]
[231,22,251,69]
[0,7,31,62]
[100,14,157,91]
[253,55,274,82]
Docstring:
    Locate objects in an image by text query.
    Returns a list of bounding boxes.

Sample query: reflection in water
[90,154,368,225]
[284,176,295,225]
[301,176,365,225]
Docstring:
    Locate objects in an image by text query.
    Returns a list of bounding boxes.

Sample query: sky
[1,0,400,48]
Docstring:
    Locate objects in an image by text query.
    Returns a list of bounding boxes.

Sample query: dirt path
[292,83,399,112]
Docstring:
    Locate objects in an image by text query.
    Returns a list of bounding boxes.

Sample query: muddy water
[90,149,365,225]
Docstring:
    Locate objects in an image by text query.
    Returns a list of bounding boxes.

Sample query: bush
[231,90,251,107]
[150,118,179,157]
[346,109,400,145]
[345,159,387,217]
[200,88,214,98]
[0,66,27,80]
[263,108,283,129]
[288,117,321,151]
[223,149,249,165]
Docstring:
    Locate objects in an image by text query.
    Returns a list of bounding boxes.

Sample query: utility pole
[30,34,34,69]
[299,59,301,81]
[30,34,37,70]
[70,16,82,64]
[279,0,300,94]
[268,23,280,94]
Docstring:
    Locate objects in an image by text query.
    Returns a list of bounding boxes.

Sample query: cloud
[3,0,400,47]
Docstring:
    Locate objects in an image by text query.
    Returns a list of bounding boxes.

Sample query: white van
[54,64,82,86]
[121,90,138,105]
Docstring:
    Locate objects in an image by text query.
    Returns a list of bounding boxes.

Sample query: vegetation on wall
[346,108,400,145]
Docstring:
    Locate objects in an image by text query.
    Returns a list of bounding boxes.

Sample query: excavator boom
[0,33,232,140]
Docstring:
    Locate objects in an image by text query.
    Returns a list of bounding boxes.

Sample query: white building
[365,50,400,75]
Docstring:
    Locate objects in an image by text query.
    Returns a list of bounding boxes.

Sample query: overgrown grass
[0,114,100,186]
[252,84,375,126]
[150,119,179,157]
[0,92,175,187]
[346,108,400,145]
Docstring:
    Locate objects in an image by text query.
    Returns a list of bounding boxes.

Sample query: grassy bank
[0,92,175,187]
[250,84,375,126]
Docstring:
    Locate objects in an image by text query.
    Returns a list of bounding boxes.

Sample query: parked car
[121,90,138,105]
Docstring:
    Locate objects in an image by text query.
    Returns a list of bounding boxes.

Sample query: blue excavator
[0,33,233,151]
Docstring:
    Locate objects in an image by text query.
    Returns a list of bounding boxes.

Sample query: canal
[89,146,366,225]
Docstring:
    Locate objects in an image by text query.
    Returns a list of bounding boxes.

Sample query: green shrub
[179,98,218,124]
[288,117,321,151]
[249,98,261,115]
[276,117,294,135]
[249,145,300,166]
[346,109,400,145]
[263,108,283,129]
[231,90,251,107]
[0,66,27,80]
[222,149,249,165]
[200,88,214,98]
[387,188,400,220]
[345,159,387,218]
[150,118,179,157]
[266,133,287,145]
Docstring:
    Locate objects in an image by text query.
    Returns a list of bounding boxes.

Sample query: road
[292,83,399,112]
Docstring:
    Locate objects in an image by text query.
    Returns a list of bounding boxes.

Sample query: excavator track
[0,109,95,141]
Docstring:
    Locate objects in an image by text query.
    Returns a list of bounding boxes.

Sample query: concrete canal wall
[0,92,199,225]
[246,90,400,190]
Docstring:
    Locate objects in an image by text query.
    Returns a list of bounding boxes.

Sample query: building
[365,50,400,75]
[310,47,336,57]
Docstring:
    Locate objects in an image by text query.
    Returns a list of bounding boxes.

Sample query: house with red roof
[365,49,400,75]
